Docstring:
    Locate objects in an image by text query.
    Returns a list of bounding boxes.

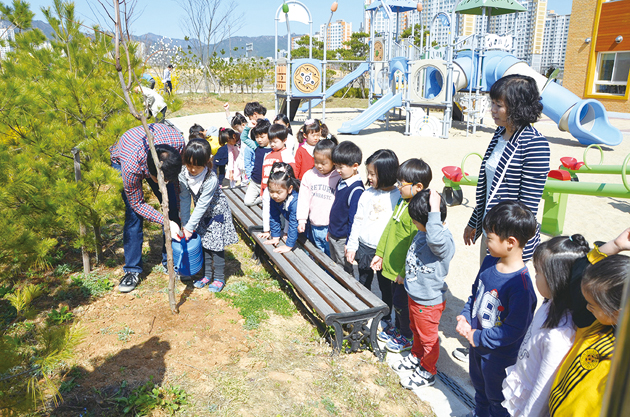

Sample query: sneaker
[391,354,420,372]
[193,277,211,289]
[386,334,413,353]
[400,366,435,389]
[208,280,225,293]
[118,272,140,293]
[453,347,469,363]
[377,323,400,343]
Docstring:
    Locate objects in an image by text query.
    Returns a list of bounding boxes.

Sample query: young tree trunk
[71,148,91,275]
[112,0,178,314]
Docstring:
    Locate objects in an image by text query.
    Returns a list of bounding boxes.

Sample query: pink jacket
[296,167,341,226]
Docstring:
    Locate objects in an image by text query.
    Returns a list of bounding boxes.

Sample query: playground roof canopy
[365,0,418,13]
[454,0,526,15]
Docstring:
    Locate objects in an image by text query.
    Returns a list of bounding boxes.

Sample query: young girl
[548,254,630,417]
[273,113,297,156]
[502,234,590,417]
[296,138,340,255]
[259,163,300,253]
[221,128,241,188]
[213,130,229,185]
[179,139,239,293]
[294,119,325,180]
[346,149,400,324]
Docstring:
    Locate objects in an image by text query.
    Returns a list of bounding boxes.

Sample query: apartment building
[319,20,352,50]
[541,10,570,73]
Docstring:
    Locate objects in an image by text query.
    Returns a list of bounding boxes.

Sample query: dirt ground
[169,92,369,119]
[50,227,432,416]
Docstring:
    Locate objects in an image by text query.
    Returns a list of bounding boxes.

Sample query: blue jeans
[112,163,179,274]
[309,224,330,256]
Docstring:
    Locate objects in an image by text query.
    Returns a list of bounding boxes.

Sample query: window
[594,51,630,95]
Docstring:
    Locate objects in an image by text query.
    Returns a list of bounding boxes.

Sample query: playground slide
[337,92,403,135]
[299,63,370,112]
[450,50,622,146]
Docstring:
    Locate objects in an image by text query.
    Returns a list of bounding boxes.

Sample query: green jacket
[375,198,417,281]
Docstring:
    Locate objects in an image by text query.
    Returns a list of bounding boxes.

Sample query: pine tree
[0,0,143,274]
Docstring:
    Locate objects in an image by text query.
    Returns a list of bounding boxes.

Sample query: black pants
[204,249,225,282]
[164,80,172,95]
[356,242,392,322]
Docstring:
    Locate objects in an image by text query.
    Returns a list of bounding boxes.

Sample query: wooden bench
[223,187,389,359]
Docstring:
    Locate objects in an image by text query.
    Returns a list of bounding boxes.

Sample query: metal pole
[286,9,292,123]
[369,8,375,106]
[275,16,279,116]
[323,11,333,124]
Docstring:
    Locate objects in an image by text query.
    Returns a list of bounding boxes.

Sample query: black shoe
[453,347,469,363]
[118,272,140,293]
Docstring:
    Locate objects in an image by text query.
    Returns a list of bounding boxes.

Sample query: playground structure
[273,0,624,146]
[441,144,630,236]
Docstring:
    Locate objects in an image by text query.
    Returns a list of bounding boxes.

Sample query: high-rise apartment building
[319,20,352,50]
[541,10,570,73]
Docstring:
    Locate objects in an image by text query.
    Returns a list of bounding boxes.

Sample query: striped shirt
[110,123,184,224]
[467,125,550,261]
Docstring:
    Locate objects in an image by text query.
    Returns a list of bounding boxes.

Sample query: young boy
[371,158,432,353]
[456,200,537,417]
[241,101,268,150]
[391,189,454,389]
[244,119,272,206]
[328,141,364,274]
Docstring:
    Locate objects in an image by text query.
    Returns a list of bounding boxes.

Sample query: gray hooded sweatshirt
[404,212,456,306]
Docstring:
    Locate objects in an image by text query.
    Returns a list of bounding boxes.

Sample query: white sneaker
[118,272,140,293]
[453,347,469,363]
[391,354,420,372]
[400,366,435,389]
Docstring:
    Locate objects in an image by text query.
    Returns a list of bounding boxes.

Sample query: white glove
[169,220,181,241]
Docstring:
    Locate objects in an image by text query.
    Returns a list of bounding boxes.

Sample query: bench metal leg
[327,310,386,360]
[331,322,344,355]
[370,312,386,362]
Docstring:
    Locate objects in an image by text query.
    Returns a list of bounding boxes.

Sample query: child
[213,129,229,185]
[273,113,297,156]
[189,123,220,156]
[260,124,295,235]
[296,139,340,256]
[244,119,272,206]
[456,200,538,417]
[261,124,295,195]
[372,158,433,354]
[346,150,400,325]
[178,139,239,293]
[240,101,268,149]
[294,119,324,180]
[328,141,364,274]
[224,128,242,188]
[229,112,253,185]
[502,235,590,416]
[259,163,301,254]
[391,189,454,389]
[548,254,630,417]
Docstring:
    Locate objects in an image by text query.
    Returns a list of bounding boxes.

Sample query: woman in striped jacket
[463,74,550,264]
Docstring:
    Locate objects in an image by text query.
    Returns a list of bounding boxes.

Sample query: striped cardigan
[468,125,550,262]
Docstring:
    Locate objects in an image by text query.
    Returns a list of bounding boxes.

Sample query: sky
[25,0,574,40]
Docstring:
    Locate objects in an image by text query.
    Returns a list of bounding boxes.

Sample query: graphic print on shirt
[471,282,505,329]
[368,196,388,221]
[405,239,435,283]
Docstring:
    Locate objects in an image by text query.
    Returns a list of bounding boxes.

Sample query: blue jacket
[461,255,537,358]
[468,125,550,262]
[270,192,299,248]
[242,145,255,181]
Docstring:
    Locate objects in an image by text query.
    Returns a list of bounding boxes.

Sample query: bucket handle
[175,237,189,272]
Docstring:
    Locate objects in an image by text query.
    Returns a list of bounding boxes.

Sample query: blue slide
[337,92,403,135]
[299,62,370,112]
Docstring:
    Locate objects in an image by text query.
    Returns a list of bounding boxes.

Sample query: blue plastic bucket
[172,233,203,276]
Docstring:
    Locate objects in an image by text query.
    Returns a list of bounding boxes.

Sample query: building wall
[541,11,570,73]
[564,0,630,113]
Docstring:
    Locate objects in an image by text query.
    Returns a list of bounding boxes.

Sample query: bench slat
[225,192,336,319]
[226,188,387,311]
[284,252,353,314]
[292,249,370,311]
[301,241,389,309]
